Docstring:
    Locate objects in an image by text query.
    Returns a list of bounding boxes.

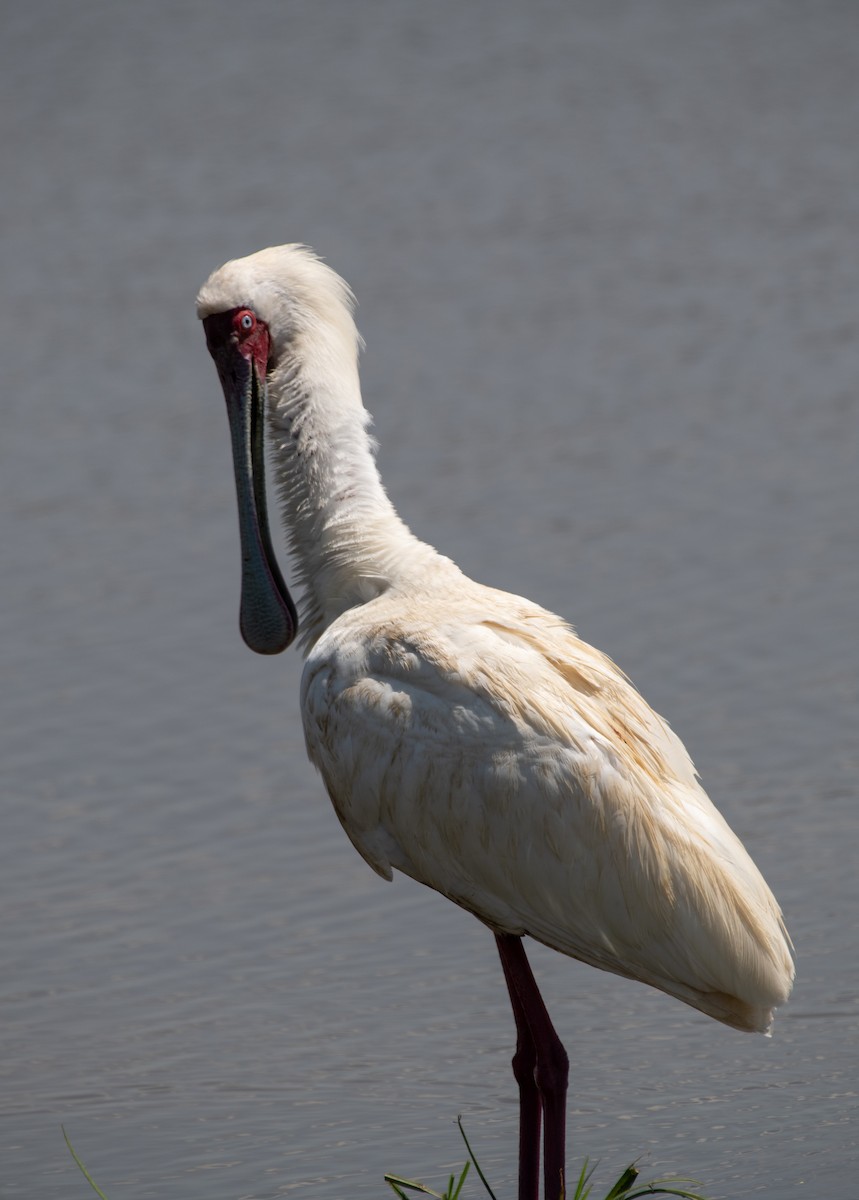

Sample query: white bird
[197,244,794,1200]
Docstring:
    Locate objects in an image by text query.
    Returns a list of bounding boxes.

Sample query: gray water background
[3,2,857,1196]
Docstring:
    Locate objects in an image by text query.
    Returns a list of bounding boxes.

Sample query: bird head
[197,248,305,655]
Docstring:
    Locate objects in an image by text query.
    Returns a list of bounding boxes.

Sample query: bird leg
[496,933,569,1200]
[497,938,542,1200]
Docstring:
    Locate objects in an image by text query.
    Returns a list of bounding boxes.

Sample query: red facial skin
[233,308,271,378]
[202,307,271,380]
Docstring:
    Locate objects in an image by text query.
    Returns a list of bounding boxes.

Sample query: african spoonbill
[197,244,794,1200]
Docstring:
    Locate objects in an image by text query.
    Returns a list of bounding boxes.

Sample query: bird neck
[266,344,433,650]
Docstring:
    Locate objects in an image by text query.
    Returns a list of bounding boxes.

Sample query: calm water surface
[3,3,858,1196]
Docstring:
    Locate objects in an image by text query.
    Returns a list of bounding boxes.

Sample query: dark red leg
[496,934,569,1200]
[497,936,542,1200]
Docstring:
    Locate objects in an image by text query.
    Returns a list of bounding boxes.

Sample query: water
[2,2,858,1195]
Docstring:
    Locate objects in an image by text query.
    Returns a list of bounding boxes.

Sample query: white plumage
[302,591,791,1031]
[198,244,793,1199]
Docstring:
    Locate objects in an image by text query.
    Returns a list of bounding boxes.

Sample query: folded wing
[301,587,794,1032]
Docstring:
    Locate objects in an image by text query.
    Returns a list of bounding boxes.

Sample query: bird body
[199,244,793,1199]
[302,570,790,1033]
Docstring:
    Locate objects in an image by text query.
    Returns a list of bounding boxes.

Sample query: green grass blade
[456,1116,498,1200]
[604,1162,640,1198]
[449,1161,471,1200]
[384,1174,443,1198]
[626,1185,708,1200]
[62,1128,111,1200]
[567,1157,596,1200]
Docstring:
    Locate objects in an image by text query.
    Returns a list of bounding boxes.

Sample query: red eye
[236,309,256,334]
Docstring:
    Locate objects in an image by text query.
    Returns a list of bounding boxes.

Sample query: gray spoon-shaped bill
[202,309,297,655]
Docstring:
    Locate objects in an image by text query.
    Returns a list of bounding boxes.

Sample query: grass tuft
[385,1118,710,1200]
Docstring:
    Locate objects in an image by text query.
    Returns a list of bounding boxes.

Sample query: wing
[300,589,793,1030]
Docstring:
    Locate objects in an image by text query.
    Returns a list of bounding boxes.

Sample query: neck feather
[266,339,432,649]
